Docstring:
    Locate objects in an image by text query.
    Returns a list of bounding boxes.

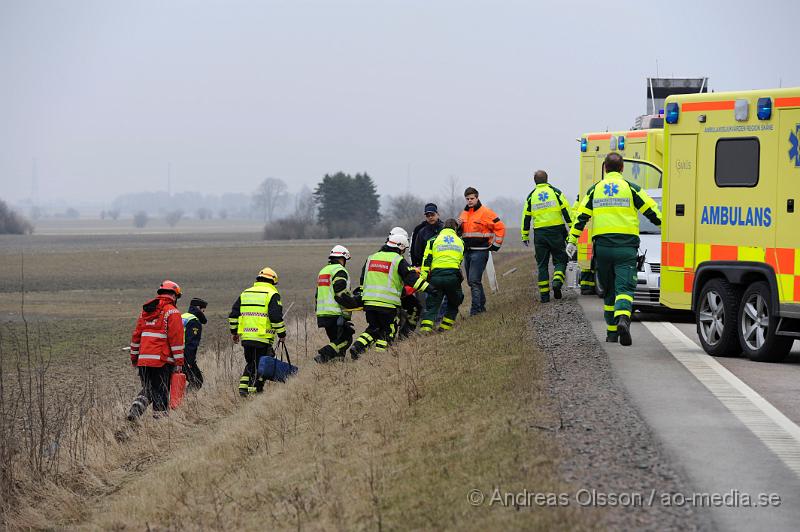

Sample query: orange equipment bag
[169,371,187,409]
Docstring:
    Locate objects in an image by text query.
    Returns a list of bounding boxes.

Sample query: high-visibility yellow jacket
[228,281,286,344]
[568,172,661,247]
[359,246,429,308]
[520,183,572,240]
[316,263,351,318]
[421,228,464,278]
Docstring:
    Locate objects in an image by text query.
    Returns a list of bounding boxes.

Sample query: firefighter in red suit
[127,280,185,420]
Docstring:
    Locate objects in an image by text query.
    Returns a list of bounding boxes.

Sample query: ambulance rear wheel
[696,278,742,357]
[738,281,793,362]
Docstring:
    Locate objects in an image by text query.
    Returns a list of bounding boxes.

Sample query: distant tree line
[0,199,34,234]
[262,172,523,241]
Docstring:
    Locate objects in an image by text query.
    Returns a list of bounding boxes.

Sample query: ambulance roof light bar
[665,102,679,124]
[757,97,772,120]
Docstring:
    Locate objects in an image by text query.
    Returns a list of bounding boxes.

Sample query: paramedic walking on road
[459,187,506,315]
[567,153,661,346]
[521,170,572,302]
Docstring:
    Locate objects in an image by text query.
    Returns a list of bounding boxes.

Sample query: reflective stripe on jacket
[591,174,638,236]
[362,251,404,308]
[421,228,464,278]
[130,295,185,367]
[459,201,506,250]
[567,172,661,245]
[236,282,282,343]
[316,263,351,318]
[520,183,571,240]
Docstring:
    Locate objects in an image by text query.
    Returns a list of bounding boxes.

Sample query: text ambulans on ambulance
[659,87,800,361]
[577,129,664,306]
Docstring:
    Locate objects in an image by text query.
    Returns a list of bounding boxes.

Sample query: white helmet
[389,226,408,238]
[386,233,409,251]
[329,245,351,261]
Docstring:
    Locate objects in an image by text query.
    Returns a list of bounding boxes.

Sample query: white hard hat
[329,245,351,260]
[386,233,409,251]
[389,226,408,238]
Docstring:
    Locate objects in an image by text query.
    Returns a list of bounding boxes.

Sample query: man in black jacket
[410,203,444,267]
[182,298,207,390]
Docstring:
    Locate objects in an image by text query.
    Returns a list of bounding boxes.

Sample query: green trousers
[534,228,568,300]
[594,243,637,335]
[420,269,464,332]
[579,269,596,294]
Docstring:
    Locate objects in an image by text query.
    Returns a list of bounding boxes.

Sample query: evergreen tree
[314,171,381,237]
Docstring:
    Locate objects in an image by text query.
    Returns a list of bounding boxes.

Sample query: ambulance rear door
[661,134,697,309]
[776,105,800,313]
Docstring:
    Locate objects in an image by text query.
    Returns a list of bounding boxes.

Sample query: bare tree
[488,196,523,226]
[439,175,462,219]
[386,193,425,231]
[165,210,184,227]
[293,185,316,223]
[253,178,288,222]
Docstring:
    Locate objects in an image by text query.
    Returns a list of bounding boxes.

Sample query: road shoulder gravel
[529,290,714,531]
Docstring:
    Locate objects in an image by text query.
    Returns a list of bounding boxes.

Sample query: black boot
[314,345,339,364]
[617,316,632,346]
[553,283,562,300]
[606,332,619,343]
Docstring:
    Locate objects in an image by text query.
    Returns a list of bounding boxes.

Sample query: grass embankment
[16,255,582,530]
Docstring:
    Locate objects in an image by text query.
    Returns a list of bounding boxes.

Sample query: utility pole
[31,157,38,205]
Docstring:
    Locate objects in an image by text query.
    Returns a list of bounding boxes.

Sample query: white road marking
[643,321,800,478]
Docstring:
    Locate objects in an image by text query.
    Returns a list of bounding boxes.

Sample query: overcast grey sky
[2,0,799,206]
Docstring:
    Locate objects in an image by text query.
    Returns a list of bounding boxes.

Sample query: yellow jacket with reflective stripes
[568,172,661,246]
[421,228,464,278]
[362,251,405,308]
[520,183,572,240]
[229,282,285,343]
[316,263,351,318]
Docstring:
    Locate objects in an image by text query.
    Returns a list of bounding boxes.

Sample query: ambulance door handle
[788,199,795,213]
[676,204,685,216]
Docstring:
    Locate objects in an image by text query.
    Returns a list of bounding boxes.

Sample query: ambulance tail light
[618,136,625,150]
[580,138,588,152]
[665,103,679,124]
[757,97,772,120]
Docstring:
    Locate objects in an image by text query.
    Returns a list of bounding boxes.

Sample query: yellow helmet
[257,267,278,284]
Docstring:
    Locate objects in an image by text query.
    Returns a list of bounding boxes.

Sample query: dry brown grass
[1,255,584,531]
[1,237,586,530]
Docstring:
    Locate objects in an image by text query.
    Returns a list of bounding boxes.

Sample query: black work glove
[489,244,500,252]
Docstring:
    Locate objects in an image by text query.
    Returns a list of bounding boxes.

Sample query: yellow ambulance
[659,87,800,361]
[577,129,664,304]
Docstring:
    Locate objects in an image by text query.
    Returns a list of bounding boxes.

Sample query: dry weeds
[2,249,586,530]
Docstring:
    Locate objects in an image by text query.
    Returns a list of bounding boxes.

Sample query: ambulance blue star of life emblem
[604,183,619,197]
[790,125,800,167]
[538,191,549,202]
[443,235,455,244]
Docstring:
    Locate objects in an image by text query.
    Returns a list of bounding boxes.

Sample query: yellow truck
[658,87,800,361]
[577,129,664,305]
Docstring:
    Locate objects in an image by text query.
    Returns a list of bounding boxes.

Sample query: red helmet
[158,280,182,298]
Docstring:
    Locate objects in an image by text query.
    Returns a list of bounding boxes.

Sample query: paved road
[578,294,800,532]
